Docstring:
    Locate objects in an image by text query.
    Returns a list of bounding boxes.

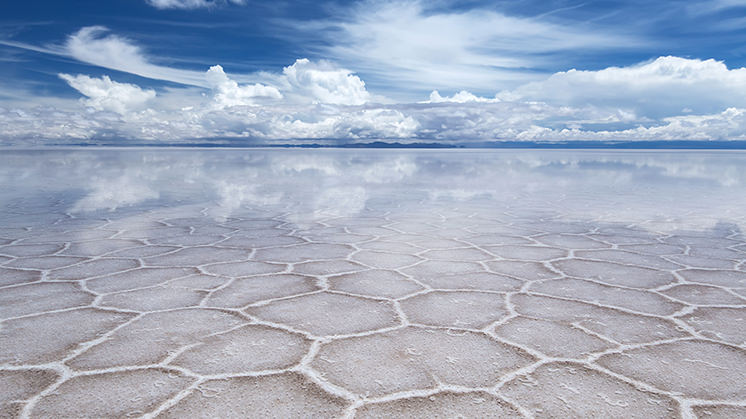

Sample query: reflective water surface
[0,149,745,418]
[2,149,746,229]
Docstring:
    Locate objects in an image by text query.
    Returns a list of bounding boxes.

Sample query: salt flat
[0,149,745,418]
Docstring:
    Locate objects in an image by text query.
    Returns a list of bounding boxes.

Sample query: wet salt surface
[0,148,745,418]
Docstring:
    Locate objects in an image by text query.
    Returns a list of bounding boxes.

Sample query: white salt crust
[1,150,745,418]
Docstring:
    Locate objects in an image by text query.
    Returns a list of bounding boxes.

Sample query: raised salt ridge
[0,149,745,417]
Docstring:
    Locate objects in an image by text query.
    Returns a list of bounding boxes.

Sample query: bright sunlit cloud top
[2,0,746,144]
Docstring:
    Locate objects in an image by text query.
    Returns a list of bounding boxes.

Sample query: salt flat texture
[0,149,745,418]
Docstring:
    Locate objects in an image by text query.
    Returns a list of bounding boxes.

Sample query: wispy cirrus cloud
[145,0,246,10]
[686,0,746,14]
[64,26,209,87]
[4,26,374,107]
[296,0,646,95]
[0,26,214,87]
[2,20,746,145]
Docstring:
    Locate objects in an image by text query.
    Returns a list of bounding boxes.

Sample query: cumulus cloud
[201,59,372,107]
[9,26,375,107]
[575,108,746,141]
[426,90,500,104]
[4,55,746,145]
[58,27,376,107]
[278,59,370,105]
[205,65,282,108]
[498,56,746,118]
[254,107,419,140]
[58,26,374,106]
[146,0,246,10]
[3,99,746,146]
[59,74,156,114]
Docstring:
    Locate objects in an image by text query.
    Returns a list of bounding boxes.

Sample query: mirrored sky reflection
[2,149,746,417]
[1,149,746,235]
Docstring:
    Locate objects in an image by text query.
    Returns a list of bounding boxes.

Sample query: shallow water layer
[0,148,745,418]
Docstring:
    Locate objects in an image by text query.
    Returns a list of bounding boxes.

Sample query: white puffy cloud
[498,56,746,118]
[551,108,746,141]
[3,99,746,145]
[201,59,372,107]
[5,55,746,145]
[205,65,282,108]
[146,0,245,10]
[426,90,500,104]
[12,27,374,106]
[252,107,419,140]
[59,74,155,114]
[278,59,370,105]
[60,27,374,107]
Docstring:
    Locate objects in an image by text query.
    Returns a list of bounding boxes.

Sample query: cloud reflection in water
[1,149,745,235]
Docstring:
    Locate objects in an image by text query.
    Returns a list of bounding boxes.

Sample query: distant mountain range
[49,140,746,149]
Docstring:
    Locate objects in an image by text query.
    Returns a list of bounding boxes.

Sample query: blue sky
[2,0,746,144]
